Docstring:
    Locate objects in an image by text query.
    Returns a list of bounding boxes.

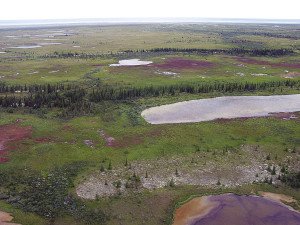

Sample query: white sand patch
[28,71,39,75]
[49,70,59,74]
[9,45,42,49]
[155,71,178,76]
[236,72,245,76]
[110,59,153,67]
[142,94,300,124]
[38,42,62,46]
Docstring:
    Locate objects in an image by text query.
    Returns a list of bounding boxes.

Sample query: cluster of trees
[89,80,300,102]
[0,83,67,94]
[280,172,300,188]
[249,32,299,40]
[0,87,86,108]
[44,51,107,59]
[0,163,107,224]
[279,168,300,188]
[142,48,294,56]
[0,80,299,111]
[41,46,294,59]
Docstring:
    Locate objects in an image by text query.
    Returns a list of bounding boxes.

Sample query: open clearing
[76,145,286,198]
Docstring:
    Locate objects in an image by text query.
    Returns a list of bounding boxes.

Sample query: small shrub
[169,178,175,187]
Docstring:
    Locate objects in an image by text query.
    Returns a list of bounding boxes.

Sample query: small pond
[173,193,300,225]
[142,94,300,124]
[110,59,153,67]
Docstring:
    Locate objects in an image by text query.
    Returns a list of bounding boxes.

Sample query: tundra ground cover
[0,23,299,225]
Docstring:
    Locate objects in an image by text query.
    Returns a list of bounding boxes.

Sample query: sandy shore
[172,196,218,225]
[172,193,300,225]
[260,191,297,204]
[0,211,22,225]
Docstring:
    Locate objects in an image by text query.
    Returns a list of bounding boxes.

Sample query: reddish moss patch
[62,125,74,131]
[112,128,163,148]
[151,58,214,70]
[0,123,32,163]
[0,157,9,163]
[34,137,54,143]
[99,130,116,147]
[100,128,163,148]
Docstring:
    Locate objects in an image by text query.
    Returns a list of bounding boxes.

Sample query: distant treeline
[40,47,294,59]
[249,32,300,40]
[137,48,294,56]
[0,80,299,111]
[0,83,67,93]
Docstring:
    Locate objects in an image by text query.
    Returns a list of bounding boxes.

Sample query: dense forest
[0,79,299,112]
[39,47,295,59]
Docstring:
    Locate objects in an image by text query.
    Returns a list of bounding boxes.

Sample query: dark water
[193,194,300,225]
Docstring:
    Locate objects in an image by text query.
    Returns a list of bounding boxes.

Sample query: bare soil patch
[99,130,115,147]
[62,125,74,131]
[259,192,297,204]
[0,211,21,225]
[269,112,299,121]
[76,145,280,199]
[0,123,32,163]
[173,196,217,225]
[282,72,300,78]
[215,111,299,123]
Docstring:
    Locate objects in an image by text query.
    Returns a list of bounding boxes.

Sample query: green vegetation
[0,23,299,225]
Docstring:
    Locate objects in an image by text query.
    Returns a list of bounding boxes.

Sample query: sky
[1,0,300,21]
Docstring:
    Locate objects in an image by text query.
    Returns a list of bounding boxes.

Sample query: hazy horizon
[1,17,300,28]
[1,0,300,21]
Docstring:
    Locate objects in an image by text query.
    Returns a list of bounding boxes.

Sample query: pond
[173,193,300,225]
[142,94,300,124]
[110,59,153,67]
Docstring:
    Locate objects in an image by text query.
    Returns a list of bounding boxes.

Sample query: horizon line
[0,17,300,27]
